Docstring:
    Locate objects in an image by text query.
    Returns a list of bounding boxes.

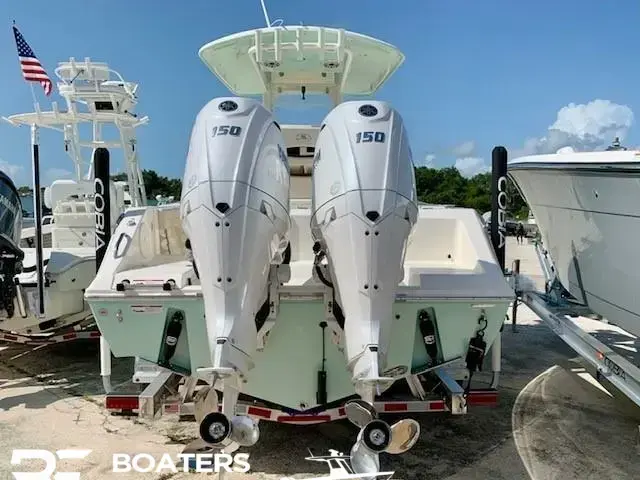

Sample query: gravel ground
[1,238,639,479]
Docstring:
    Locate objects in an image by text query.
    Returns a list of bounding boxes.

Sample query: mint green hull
[91,298,508,411]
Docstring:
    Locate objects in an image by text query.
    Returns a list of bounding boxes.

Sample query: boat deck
[20,224,53,248]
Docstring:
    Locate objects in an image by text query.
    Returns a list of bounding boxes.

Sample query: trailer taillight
[383,402,408,412]
[466,390,498,406]
[106,395,140,411]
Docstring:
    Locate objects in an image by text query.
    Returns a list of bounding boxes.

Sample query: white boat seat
[17,247,96,290]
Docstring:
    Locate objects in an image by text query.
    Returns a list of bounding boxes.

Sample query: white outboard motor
[181,97,290,382]
[311,101,418,397]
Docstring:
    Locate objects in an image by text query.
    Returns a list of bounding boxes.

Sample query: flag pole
[28,83,39,112]
[19,23,45,317]
[13,20,54,317]
[31,121,45,316]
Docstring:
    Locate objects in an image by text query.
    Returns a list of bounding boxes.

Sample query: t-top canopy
[199,26,405,97]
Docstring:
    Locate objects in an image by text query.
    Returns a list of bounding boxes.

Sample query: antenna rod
[31,124,45,316]
[260,0,272,27]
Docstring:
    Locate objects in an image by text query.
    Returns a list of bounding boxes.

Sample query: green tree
[109,166,529,218]
[111,170,183,199]
[414,166,527,218]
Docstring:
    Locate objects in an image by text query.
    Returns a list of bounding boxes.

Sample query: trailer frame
[103,356,502,422]
[512,241,640,409]
[0,316,99,346]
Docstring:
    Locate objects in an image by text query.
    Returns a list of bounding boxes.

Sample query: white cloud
[455,157,490,177]
[423,153,436,167]
[451,140,475,157]
[515,99,634,156]
[451,141,489,177]
[0,159,23,180]
[44,168,73,184]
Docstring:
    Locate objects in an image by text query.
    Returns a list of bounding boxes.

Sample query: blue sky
[1,0,639,186]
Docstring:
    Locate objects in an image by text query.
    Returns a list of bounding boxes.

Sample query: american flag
[12,25,53,96]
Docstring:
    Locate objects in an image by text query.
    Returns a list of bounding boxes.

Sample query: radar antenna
[259,0,284,27]
[606,136,627,151]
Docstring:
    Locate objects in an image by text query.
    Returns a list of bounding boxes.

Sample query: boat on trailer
[86,25,513,476]
[508,138,640,409]
[508,138,640,339]
[0,58,147,342]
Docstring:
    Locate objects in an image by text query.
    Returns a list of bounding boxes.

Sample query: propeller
[344,399,378,427]
[344,399,421,477]
[193,386,219,425]
[229,415,260,447]
[199,412,260,447]
[194,385,260,448]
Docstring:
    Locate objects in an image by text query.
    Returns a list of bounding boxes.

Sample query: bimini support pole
[31,123,45,318]
[489,146,508,389]
[94,147,113,393]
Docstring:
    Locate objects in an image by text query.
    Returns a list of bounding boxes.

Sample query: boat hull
[90,295,509,411]
[0,248,96,334]
[509,163,640,337]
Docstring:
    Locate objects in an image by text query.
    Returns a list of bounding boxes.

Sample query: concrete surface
[1,237,639,479]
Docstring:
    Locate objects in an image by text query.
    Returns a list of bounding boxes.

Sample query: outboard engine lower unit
[0,170,24,319]
[311,101,418,396]
[180,97,291,381]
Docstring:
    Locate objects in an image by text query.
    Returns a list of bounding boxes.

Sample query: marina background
[16,165,530,219]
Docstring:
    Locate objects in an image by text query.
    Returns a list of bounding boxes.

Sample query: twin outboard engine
[182,97,290,449]
[181,97,290,380]
[311,101,418,396]
[0,170,24,319]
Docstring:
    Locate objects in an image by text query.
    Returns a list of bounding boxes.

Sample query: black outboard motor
[0,171,24,318]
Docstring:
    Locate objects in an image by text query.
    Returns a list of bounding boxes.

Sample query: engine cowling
[181,97,290,378]
[311,101,418,384]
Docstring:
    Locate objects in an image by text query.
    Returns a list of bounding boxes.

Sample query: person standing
[516,222,525,244]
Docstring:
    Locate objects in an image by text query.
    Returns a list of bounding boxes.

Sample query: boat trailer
[101,146,514,425]
[102,353,502,422]
[0,317,99,346]
[512,241,640,409]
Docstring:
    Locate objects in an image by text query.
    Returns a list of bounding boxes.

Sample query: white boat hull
[509,160,640,337]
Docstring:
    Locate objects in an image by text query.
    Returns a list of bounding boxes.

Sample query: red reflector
[383,403,408,412]
[338,407,346,416]
[277,415,331,423]
[247,406,271,419]
[430,400,446,410]
[164,404,179,414]
[62,333,77,340]
[467,390,498,406]
[106,396,139,410]
[90,331,101,338]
